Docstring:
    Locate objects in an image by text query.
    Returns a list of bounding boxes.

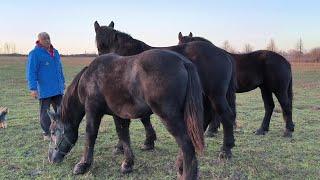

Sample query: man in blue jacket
[26,32,65,141]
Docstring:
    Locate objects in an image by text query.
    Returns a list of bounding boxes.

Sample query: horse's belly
[113,100,150,119]
[236,75,262,93]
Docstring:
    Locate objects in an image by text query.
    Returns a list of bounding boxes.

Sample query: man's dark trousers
[39,94,62,135]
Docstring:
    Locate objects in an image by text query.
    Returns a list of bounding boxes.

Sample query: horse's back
[234,50,291,92]
[183,41,233,94]
[259,50,292,91]
[134,49,189,112]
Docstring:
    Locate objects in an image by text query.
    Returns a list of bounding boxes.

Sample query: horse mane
[191,36,213,44]
[97,26,150,53]
[61,66,88,123]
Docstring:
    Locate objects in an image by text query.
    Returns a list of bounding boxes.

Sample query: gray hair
[38,32,50,40]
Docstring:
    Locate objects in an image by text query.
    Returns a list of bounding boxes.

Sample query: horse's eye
[51,131,55,135]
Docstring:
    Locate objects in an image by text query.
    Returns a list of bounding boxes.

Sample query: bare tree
[309,47,320,62]
[3,43,9,54]
[296,38,304,61]
[296,38,304,54]
[0,42,17,54]
[12,43,16,54]
[221,40,237,53]
[243,43,254,53]
[222,40,231,51]
[266,38,277,52]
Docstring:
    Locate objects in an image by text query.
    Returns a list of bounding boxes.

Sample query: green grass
[0,57,319,179]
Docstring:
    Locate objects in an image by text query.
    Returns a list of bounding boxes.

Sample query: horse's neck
[124,37,184,55]
[62,96,85,129]
[138,40,152,51]
[120,38,152,55]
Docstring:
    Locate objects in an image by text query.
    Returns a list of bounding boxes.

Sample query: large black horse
[178,33,294,137]
[47,49,205,179]
[94,21,236,158]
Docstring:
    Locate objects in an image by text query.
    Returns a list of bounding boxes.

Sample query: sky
[0,0,319,54]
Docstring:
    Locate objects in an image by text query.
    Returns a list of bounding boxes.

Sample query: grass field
[0,56,319,179]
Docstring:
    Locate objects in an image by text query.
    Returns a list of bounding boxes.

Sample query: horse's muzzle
[48,148,66,163]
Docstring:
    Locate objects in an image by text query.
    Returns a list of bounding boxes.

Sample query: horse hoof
[121,161,133,174]
[255,128,267,135]
[283,130,293,138]
[73,162,91,175]
[140,143,154,151]
[112,147,124,155]
[205,131,216,138]
[218,150,232,160]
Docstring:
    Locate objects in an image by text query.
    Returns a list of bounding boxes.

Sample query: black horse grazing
[178,33,294,137]
[94,21,236,158]
[47,49,205,179]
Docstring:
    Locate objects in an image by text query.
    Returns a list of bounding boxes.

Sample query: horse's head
[178,32,212,45]
[94,21,117,55]
[47,107,75,163]
[178,32,194,45]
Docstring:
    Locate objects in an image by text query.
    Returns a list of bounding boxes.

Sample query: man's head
[38,32,51,49]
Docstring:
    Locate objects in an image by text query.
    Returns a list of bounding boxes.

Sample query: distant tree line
[0,42,17,54]
[221,38,320,62]
[1,39,319,62]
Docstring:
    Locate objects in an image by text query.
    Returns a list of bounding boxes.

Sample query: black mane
[61,66,88,123]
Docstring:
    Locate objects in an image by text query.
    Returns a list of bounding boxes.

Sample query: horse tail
[226,55,237,126]
[183,63,205,155]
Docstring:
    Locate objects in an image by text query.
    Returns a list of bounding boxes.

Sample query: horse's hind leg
[73,107,104,175]
[274,91,294,137]
[112,115,156,155]
[210,96,235,159]
[256,86,275,135]
[205,113,220,137]
[160,115,199,180]
[140,115,157,150]
[113,117,135,173]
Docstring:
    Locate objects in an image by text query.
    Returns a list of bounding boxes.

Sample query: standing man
[26,32,65,141]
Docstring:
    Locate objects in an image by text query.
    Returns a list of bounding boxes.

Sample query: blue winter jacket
[26,45,65,99]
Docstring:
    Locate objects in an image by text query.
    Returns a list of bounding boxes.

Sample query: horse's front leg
[113,117,135,173]
[140,115,156,150]
[73,109,103,175]
[112,116,125,155]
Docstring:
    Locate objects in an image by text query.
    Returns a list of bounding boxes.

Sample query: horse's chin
[48,148,66,163]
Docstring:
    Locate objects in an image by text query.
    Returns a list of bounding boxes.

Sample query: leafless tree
[266,38,277,52]
[221,40,237,53]
[296,38,304,54]
[0,42,17,54]
[243,43,254,53]
[309,47,320,62]
[222,40,231,51]
[296,38,304,61]
[4,43,10,54]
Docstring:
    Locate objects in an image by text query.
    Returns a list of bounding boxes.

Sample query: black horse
[47,49,205,179]
[178,33,294,137]
[94,21,236,158]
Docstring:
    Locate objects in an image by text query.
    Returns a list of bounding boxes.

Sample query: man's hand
[30,90,38,99]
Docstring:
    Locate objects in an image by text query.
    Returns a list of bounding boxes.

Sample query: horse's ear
[94,21,100,32]
[189,32,193,37]
[47,109,56,122]
[108,21,114,29]
[178,32,183,40]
